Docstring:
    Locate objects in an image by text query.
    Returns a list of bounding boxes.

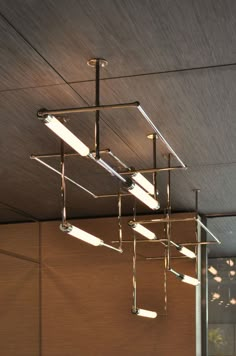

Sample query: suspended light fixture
[170,269,200,286]
[125,179,160,210]
[32,58,222,319]
[175,244,196,259]
[132,172,157,196]
[132,308,157,319]
[42,115,90,156]
[128,221,157,240]
[60,223,103,246]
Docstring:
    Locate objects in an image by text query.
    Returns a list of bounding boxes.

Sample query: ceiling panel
[0,14,62,90]
[207,217,236,257]
[1,0,236,82]
[72,65,236,166]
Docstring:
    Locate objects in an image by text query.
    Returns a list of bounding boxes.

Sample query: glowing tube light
[127,181,160,210]
[60,224,103,246]
[132,173,158,195]
[177,245,196,259]
[129,222,157,240]
[134,308,157,319]
[180,274,200,286]
[43,115,90,156]
[170,269,200,286]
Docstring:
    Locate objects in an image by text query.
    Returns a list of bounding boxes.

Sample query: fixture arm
[118,192,123,251]
[60,140,67,226]
[95,59,100,159]
[132,200,137,312]
[37,102,140,117]
[137,105,186,168]
[152,134,158,199]
[166,154,171,270]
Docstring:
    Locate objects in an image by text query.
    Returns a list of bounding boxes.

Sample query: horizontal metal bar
[196,218,221,244]
[38,101,139,117]
[97,193,131,198]
[31,156,97,198]
[102,243,123,253]
[112,239,168,244]
[31,149,111,159]
[137,105,186,168]
[132,217,196,225]
[120,166,187,175]
[146,256,188,261]
[205,212,236,218]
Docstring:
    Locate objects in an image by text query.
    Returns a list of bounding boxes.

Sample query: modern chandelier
[31,58,221,318]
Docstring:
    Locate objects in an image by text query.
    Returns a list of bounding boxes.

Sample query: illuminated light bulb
[60,224,103,246]
[226,259,234,267]
[180,274,200,286]
[208,266,218,275]
[176,245,196,259]
[132,172,158,196]
[230,298,236,305]
[230,270,236,276]
[43,115,90,156]
[125,179,160,210]
[129,222,157,240]
[170,269,200,286]
[214,276,222,283]
[212,292,220,300]
[133,308,157,319]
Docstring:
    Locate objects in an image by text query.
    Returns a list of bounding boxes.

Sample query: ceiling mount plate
[147,133,158,140]
[87,58,108,68]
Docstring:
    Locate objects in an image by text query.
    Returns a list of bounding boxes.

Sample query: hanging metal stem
[118,191,123,252]
[132,199,137,312]
[166,154,171,270]
[95,59,100,159]
[60,140,67,226]
[152,134,158,199]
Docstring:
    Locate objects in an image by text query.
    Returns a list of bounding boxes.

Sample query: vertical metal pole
[60,139,67,226]
[132,198,137,312]
[164,247,168,314]
[95,60,100,159]
[166,154,171,270]
[201,216,208,356]
[152,134,157,199]
[118,191,123,252]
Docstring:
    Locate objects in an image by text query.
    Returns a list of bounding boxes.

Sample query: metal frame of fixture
[32,58,221,318]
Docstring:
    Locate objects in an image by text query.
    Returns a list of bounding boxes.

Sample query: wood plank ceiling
[0,0,235,253]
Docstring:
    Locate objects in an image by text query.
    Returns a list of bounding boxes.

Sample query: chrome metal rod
[38,102,139,117]
[31,148,111,159]
[164,247,168,313]
[137,105,186,168]
[166,154,171,270]
[32,156,97,198]
[120,166,187,175]
[108,151,130,170]
[60,140,67,226]
[118,192,123,251]
[95,59,100,159]
[146,256,188,261]
[90,155,126,183]
[97,193,131,198]
[196,219,221,244]
[133,199,137,311]
[111,239,216,246]
[102,243,123,253]
[112,238,168,244]
[133,217,196,225]
[153,133,158,199]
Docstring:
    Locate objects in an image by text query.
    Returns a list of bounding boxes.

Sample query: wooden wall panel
[0,222,39,260]
[41,213,197,356]
[0,254,39,356]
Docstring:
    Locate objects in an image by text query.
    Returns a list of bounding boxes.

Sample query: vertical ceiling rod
[152,134,158,199]
[132,198,137,313]
[60,139,67,227]
[118,191,123,252]
[166,154,172,270]
[95,59,100,159]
